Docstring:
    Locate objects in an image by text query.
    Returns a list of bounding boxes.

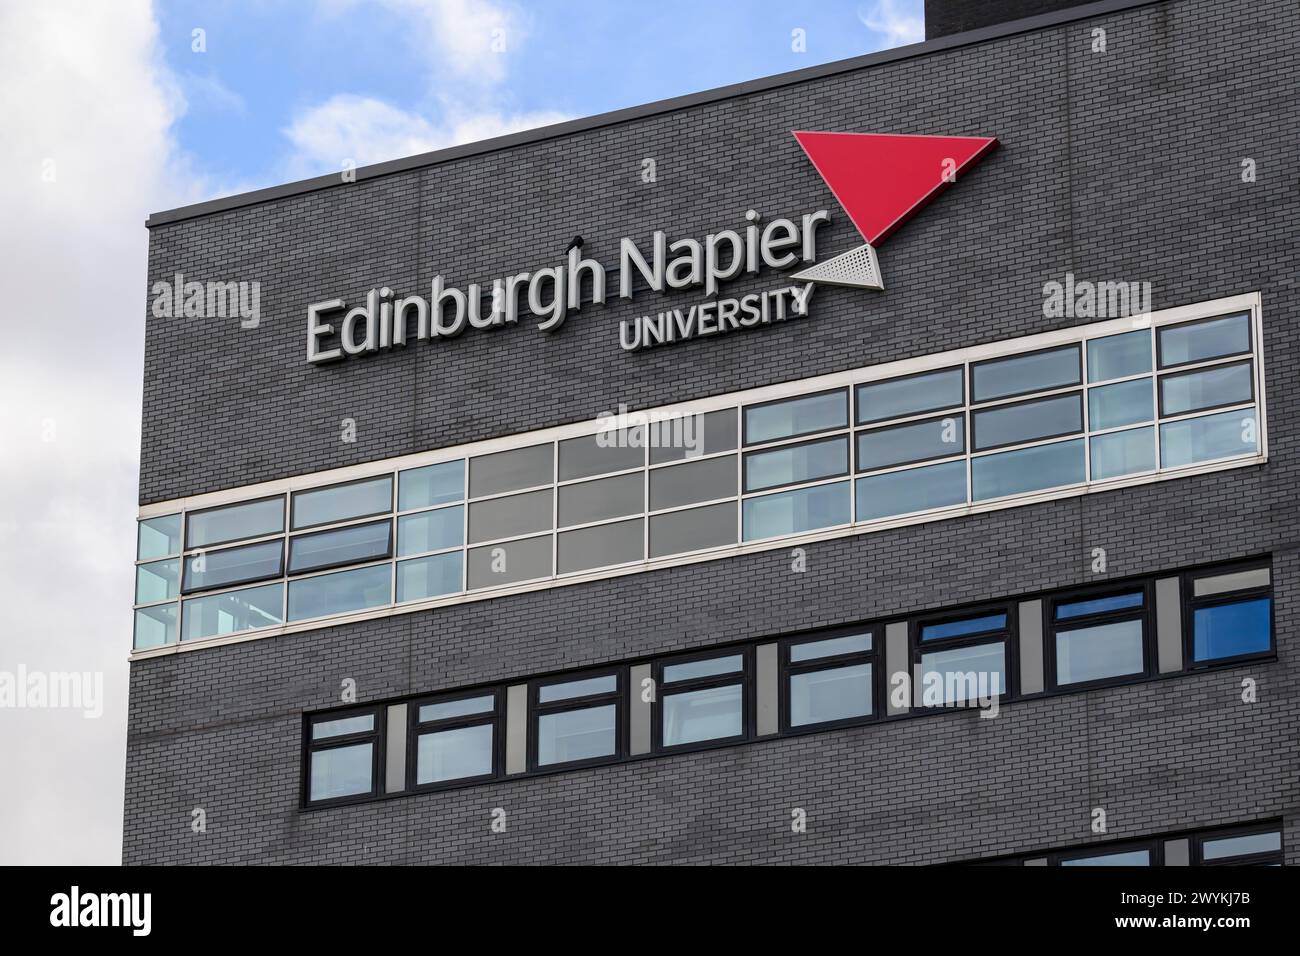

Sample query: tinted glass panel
[537,705,616,765]
[419,696,494,722]
[973,393,1081,450]
[971,439,1085,500]
[857,416,963,471]
[1201,831,1281,861]
[557,472,643,527]
[396,506,462,556]
[1061,850,1150,866]
[1087,330,1151,382]
[743,436,848,492]
[187,497,283,549]
[648,409,737,464]
[790,633,872,662]
[133,603,177,650]
[467,488,552,544]
[742,481,850,540]
[919,643,1006,703]
[557,518,643,573]
[1160,409,1257,467]
[1089,378,1153,430]
[396,552,462,602]
[649,455,736,511]
[309,743,371,800]
[292,477,391,530]
[135,558,179,604]
[558,431,643,481]
[469,444,553,498]
[182,583,283,640]
[287,564,390,621]
[1193,568,1269,598]
[1157,313,1249,367]
[1056,591,1143,619]
[288,521,389,574]
[1090,426,1155,480]
[855,460,966,521]
[744,391,847,444]
[1055,620,1144,684]
[183,540,282,592]
[857,368,963,424]
[312,714,374,739]
[921,613,1006,641]
[1192,598,1271,661]
[467,535,551,589]
[648,502,736,558]
[663,655,742,683]
[790,663,872,726]
[416,724,493,784]
[137,514,181,560]
[972,346,1080,402]
[539,675,617,703]
[398,460,463,511]
[1160,361,1252,416]
[662,685,743,746]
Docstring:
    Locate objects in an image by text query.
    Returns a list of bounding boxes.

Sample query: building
[125,0,1297,865]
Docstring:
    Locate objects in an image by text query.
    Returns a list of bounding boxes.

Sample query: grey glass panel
[396,552,462,602]
[662,684,742,746]
[790,633,872,662]
[186,497,284,549]
[649,409,737,464]
[1087,329,1152,382]
[1160,361,1252,416]
[1089,378,1153,430]
[137,514,181,560]
[469,444,553,498]
[744,390,847,444]
[558,472,643,527]
[971,439,1084,500]
[649,502,736,558]
[312,714,375,739]
[397,506,463,556]
[742,481,850,540]
[918,642,1006,703]
[973,393,1081,450]
[922,614,1006,641]
[135,558,179,604]
[1090,426,1155,480]
[398,460,464,511]
[855,460,966,521]
[133,603,177,650]
[287,564,389,621]
[468,488,552,544]
[1193,568,1270,598]
[182,582,283,640]
[857,368,963,424]
[288,521,389,574]
[857,416,963,471]
[537,705,616,765]
[743,436,848,492]
[292,476,392,530]
[650,455,736,511]
[1159,409,1258,468]
[1061,849,1150,866]
[790,663,872,726]
[1055,620,1144,685]
[663,655,742,683]
[419,696,494,722]
[1157,313,1249,368]
[972,345,1080,402]
[557,518,643,573]
[1201,831,1281,861]
[558,431,643,481]
[539,675,617,703]
[309,743,372,800]
[417,724,494,784]
[467,534,552,589]
[184,540,282,592]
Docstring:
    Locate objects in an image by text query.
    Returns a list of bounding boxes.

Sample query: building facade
[125,0,1299,864]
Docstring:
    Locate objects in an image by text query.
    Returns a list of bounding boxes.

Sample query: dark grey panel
[558,472,644,527]
[557,518,644,573]
[648,502,737,558]
[468,488,552,544]
[469,444,553,498]
[558,432,644,481]
[467,535,553,589]
[649,455,737,510]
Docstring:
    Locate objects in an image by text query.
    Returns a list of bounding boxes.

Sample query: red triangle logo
[793,132,998,247]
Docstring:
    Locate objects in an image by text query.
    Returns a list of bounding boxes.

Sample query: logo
[789,131,998,290]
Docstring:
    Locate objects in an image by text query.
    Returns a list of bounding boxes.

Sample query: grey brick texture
[126,0,1300,864]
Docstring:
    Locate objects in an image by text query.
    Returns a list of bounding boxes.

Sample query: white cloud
[857,0,925,48]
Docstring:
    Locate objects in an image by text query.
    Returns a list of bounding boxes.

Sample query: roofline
[146,0,1164,228]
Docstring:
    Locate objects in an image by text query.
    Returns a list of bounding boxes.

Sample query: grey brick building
[125,0,1299,865]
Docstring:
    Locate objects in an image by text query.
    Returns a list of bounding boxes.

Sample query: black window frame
[910,604,1016,708]
[653,647,753,754]
[741,387,849,447]
[969,343,1082,405]
[180,537,285,595]
[854,412,967,473]
[1181,559,1274,669]
[287,517,394,576]
[1155,311,1252,370]
[184,493,286,551]
[1156,358,1255,418]
[528,668,625,772]
[779,626,880,734]
[741,433,851,494]
[1045,581,1152,693]
[854,365,965,426]
[290,474,395,532]
[406,687,503,792]
[971,390,1084,452]
[302,705,384,809]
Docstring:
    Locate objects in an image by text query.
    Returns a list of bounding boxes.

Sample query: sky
[0,0,922,865]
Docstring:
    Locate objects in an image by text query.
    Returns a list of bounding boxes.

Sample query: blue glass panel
[287,564,390,621]
[857,416,963,470]
[133,603,177,649]
[663,655,742,683]
[1061,849,1150,866]
[856,368,963,424]
[1090,426,1155,480]
[419,696,494,723]
[292,476,392,530]
[855,460,966,521]
[1087,330,1151,382]
[1192,597,1271,661]
[918,643,1006,704]
[922,613,1007,641]
[742,481,850,540]
[309,743,372,800]
[790,633,872,662]
[397,506,463,556]
[416,724,494,784]
[973,394,1081,450]
[1160,361,1252,416]
[288,521,389,574]
[744,391,847,444]
[971,439,1085,500]
[398,460,464,510]
[181,583,283,641]
[396,552,462,603]
[187,497,283,549]
[1157,313,1249,367]
[972,346,1079,402]
[1201,831,1281,861]
[137,514,181,560]
[1160,409,1257,468]
[312,714,374,739]
[744,436,847,492]
[662,685,742,745]
[790,663,872,727]
[1088,378,1153,430]
[1055,620,1144,684]
[538,675,617,702]
[537,705,616,765]
[1056,591,1144,620]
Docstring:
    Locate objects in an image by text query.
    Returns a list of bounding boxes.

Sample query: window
[287,563,391,621]
[467,488,552,544]
[137,514,181,561]
[1050,588,1148,688]
[410,691,499,788]
[288,520,391,575]
[913,609,1009,706]
[305,709,380,804]
[971,345,1080,402]
[742,481,850,540]
[978,822,1284,866]
[182,582,283,641]
[656,651,749,750]
[291,476,392,531]
[971,439,1085,501]
[398,460,464,511]
[1196,825,1282,865]
[1158,360,1253,417]
[1058,846,1152,866]
[186,496,284,549]
[396,551,462,603]
[531,672,622,769]
[558,430,643,481]
[783,630,876,730]
[856,415,964,471]
[855,459,966,521]
[1185,564,1272,664]
[183,539,283,593]
[856,367,963,425]
[1087,329,1151,382]
[469,443,552,498]
[743,435,848,492]
[743,389,847,445]
[1157,312,1250,368]
[648,409,737,465]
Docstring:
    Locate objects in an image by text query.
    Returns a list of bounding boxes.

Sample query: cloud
[857,0,925,48]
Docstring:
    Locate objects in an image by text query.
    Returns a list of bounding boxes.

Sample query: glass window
[1159,361,1252,416]
[137,514,181,560]
[857,415,964,471]
[557,472,643,527]
[533,672,621,768]
[539,676,618,702]
[922,613,1007,641]
[557,518,643,573]
[396,552,462,603]
[744,390,847,445]
[1201,831,1281,862]
[918,643,1006,704]
[1056,592,1144,619]
[186,497,283,549]
[306,709,379,803]
[287,564,390,621]
[1088,378,1153,430]
[183,540,283,593]
[972,345,1080,402]
[790,633,872,661]
[1159,408,1257,468]
[292,477,392,531]
[1157,313,1249,368]
[133,603,177,650]
[396,506,462,556]
[398,460,464,511]
[743,436,848,492]
[856,368,963,425]
[558,431,643,481]
[663,656,742,682]
[467,488,552,544]
[973,394,1081,451]
[467,534,552,589]
[1192,598,1271,662]
[648,501,736,558]
[649,455,736,511]
[469,443,553,498]
[855,460,966,521]
[1090,426,1155,480]
[1060,849,1151,866]
[313,714,374,739]
[288,520,390,575]
[1056,620,1145,685]
[419,696,494,722]
[181,583,283,641]
[413,692,497,787]
[971,438,1084,500]
[135,558,179,604]
[1193,567,1269,598]
[786,630,875,729]
[648,409,737,464]
[1087,329,1151,382]
[659,652,747,749]
[742,481,850,540]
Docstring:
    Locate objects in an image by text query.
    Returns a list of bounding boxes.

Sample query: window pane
[1087,330,1151,382]
[467,489,552,544]
[397,506,463,556]
[922,613,1006,641]
[417,724,494,784]
[1089,378,1153,430]
[744,436,848,492]
[663,655,742,683]
[182,583,283,640]
[855,460,966,521]
[537,705,616,765]
[857,368,963,425]
[187,497,283,549]
[662,685,742,746]
[1061,849,1150,866]
[1160,408,1258,468]
[396,552,462,602]
[972,439,1084,500]
[557,518,643,573]
[312,714,374,739]
[288,521,389,575]
[398,460,464,511]
[649,455,736,511]
[183,540,283,593]
[648,501,736,558]
[1202,831,1281,861]
[292,477,391,530]
[742,481,850,540]
[287,564,390,621]
[309,743,372,801]
[744,391,847,444]
[557,472,643,527]
[1056,592,1143,619]
[469,444,553,498]
[419,696,494,722]
[1193,598,1271,661]
[790,632,872,662]
[919,643,1005,703]
[539,675,617,703]
[1193,567,1269,598]
[649,409,737,464]
[135,558,179,604]
[137,514,181,560]
[972,346,1080,402]
[973,394,1081,451]
[1055,620,1144,684]
[790,663,872,726]
[133,603,177,650]
[558,431,643,481]
[1160,361,1252,416]
[1090,426,1155,480]
[857,416,963,471]
[467,535,552,589]
[1158,313,1249,367]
